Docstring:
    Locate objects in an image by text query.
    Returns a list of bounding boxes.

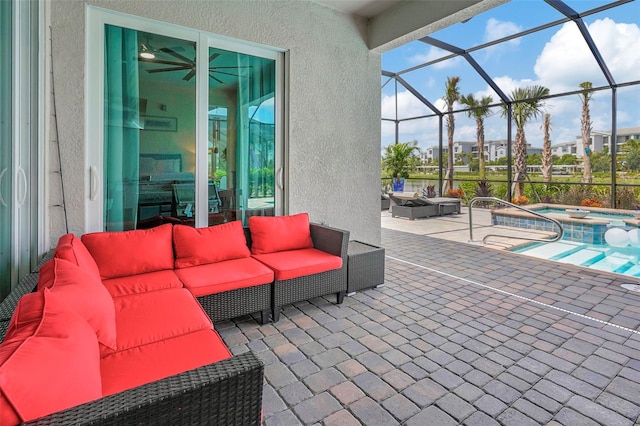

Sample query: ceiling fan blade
[139,58,191,67]
[159,47,194,64]
[210,70,239,78]
[147,66,192,74]
[209,53,221,62]
[210,74,224,84]
[183,69,197,81]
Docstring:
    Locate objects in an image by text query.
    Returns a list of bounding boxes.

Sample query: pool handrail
[469,197,564,245]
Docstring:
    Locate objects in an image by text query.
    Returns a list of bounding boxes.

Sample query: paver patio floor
[217,212,640,425]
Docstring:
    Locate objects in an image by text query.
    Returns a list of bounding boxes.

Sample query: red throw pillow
[81,224,174,279]
[0,290,102,424]
[54,233,102,281]
[248,213,313,255]
[37,258,117,351]
[173,221,250,268]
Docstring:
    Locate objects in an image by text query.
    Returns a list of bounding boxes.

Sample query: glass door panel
[104,26,196,230]
[208,47,275,225]
[0,0,12,299]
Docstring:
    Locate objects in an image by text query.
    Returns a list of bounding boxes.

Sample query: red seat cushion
[81,224,174,279]
[252,248,342,280]
[54,233,102,281]
[101,328,231,396]
[249,213,313,255]
[102,270,184,298]
[173,221,250,268]
[0,290,102,425]
[101,288,213,356]
[37,258,117,352]
[175,257,274,297]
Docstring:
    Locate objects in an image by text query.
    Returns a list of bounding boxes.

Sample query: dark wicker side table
[347,240,385,295]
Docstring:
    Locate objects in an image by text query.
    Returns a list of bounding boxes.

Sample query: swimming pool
[492,203,640,245]
[533,206,635,223]
[512,240,640,278]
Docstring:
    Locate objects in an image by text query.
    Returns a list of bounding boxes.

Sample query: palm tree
[443,76,461,191]
[382,140,419,191]
[502,85,549,197]
[460,93,493,180]
[578,81,593,183]
[541,113,552,183]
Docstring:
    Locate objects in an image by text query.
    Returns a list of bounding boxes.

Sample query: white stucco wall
[48,0,381,245]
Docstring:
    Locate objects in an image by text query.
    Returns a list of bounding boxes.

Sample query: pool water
[512,240,640,277]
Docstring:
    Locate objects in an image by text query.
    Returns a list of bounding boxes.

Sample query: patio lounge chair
[389,192,461,220]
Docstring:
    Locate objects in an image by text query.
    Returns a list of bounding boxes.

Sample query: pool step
[513,240,640,277]
[589,252,636,274]
[622,263,640,277]
[520,241,585,260]
[556,248,607,266]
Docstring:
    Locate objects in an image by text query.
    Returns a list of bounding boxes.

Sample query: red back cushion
[37,258,117,351]
[173,221,250,268]
[81,224,174,279]
[249,213,314,255]
[0,290,102,424]
[54,233,102,281]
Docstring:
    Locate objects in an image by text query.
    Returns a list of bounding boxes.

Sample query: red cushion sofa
[0,213,348,424]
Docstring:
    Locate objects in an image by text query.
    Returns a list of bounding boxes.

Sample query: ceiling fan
[138,47,251,83]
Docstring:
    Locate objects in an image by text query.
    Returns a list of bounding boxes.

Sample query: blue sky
[381,0,640,150]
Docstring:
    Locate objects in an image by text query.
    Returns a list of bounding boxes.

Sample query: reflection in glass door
[104,26,196,230]
[0,0,12,299]
[208,47,276,225]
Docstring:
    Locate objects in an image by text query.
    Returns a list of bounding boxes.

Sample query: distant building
[421,141,475,162]
[550,127,638,159]
[423,139,541,163]
[552,141,578,157]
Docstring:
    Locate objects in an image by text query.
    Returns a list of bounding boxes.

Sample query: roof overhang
[312,0,509,52]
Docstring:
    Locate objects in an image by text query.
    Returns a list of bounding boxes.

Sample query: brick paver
[216,229,640,425]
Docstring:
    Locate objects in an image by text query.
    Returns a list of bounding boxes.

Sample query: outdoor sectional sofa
[0,213,348,425]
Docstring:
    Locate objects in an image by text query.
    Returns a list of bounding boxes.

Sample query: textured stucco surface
[48,0,381,245]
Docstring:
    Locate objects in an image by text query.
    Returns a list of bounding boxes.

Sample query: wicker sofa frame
[0,252,264,426]
[271,223,350,322]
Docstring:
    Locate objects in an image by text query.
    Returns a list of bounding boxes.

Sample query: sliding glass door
[0,1,12,298]
[0,0,39,300]
[208,47,276,225]
[104,26,197,230]
[88,9,282,231]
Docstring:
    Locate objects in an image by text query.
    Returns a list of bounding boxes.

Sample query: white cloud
[409,46,464,70]
[381,90,432,119]
[534,18,640,93]
[484,18,522,45]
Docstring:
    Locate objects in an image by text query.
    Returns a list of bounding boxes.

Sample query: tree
[541,113,553,183]
[381,140,419,180]
[526,153,542,165]
[455,151,471,165]
[578,81,593,183]
[619,138,640,171]
[443,76,461,191]
[460,93,493,180]
[502,85,549,197]
[554,153,578,165]
[589,150,610,173]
